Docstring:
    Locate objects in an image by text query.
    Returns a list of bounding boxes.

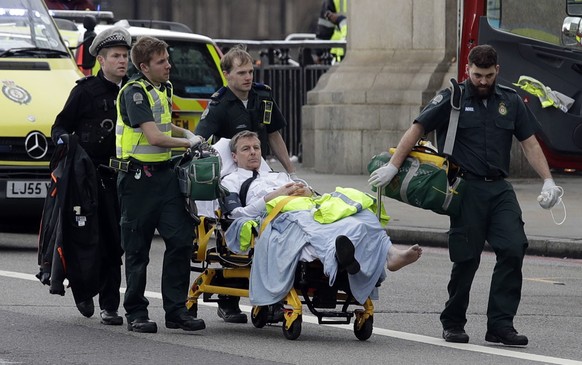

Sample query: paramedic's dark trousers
[440,179,528,331]
[117,167,194,322]
[97,168,122,312]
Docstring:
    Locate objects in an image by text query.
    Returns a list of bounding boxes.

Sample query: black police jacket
[52,70,127,166]
[195,83,287,156]
[37,134,101,303]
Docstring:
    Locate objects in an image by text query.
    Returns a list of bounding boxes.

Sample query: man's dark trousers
[118,167,194,321]
[440,179,528,331]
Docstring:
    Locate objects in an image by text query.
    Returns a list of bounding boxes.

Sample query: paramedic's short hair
[468,45,497,68]
[221,44,253,73]
[230,130,259,153]
[131,36,168,71]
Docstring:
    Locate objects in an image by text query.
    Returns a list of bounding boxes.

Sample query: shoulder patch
[430,94,444,105]
[132,91,144,105]
[200,108,209,120]
[76,75,96,84]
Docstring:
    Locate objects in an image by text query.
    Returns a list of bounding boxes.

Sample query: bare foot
[387,244,422,272]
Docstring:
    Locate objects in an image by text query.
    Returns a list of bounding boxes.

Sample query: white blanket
[244,209,390,305]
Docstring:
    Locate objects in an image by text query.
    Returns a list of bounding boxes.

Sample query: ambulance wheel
[282,315,302,340]
[354,315,373,341]
[251,306,268,328]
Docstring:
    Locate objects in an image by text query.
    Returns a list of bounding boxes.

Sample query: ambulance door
[477,0,582,170]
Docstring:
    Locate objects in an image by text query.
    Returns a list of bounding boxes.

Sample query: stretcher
[180,141,376,341]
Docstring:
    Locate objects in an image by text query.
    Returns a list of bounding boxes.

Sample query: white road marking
[3,270,581,365]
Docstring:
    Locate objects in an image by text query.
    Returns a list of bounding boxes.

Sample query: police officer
[315,0,347,63]
[195,44,298,323]
[52,26,132,326]
[116,35,205,334]
[369,45,562,346]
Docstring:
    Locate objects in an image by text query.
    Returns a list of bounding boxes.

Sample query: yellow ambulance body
[0,0,82,217]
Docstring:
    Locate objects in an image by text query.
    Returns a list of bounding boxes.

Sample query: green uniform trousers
[440,179,528,331]
[117,167,194,322]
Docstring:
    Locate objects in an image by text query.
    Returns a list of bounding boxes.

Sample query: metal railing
[214,39,346,160]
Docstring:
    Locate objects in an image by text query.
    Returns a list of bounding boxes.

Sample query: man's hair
[229,130,259,153]
[468,44,497,68]
[220,44,253,73]
[97,45,128,59]
[130,36,168,71]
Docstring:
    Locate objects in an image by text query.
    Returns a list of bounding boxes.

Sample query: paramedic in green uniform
[369,45,562,346]
[116,36,205,333]
[195,44,297,323]
[195,44,295,175]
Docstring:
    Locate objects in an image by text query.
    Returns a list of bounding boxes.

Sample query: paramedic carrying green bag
[368,78,466,216]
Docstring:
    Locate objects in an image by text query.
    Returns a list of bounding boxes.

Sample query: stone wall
[302,0,458,174]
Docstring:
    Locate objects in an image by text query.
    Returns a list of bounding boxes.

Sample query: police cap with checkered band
[89,26,132,56]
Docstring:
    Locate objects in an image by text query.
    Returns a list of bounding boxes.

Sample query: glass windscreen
[0,0,69,56]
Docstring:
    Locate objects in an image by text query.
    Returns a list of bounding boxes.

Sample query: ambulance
[0,0,82,217]
[51,11,226,133]
[459,0,582,171]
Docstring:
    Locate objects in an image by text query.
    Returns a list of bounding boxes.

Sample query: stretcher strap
[196,216,216,261]
[260,196,299,235]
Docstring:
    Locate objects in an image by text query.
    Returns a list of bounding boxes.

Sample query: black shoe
[100,310,123,326]
[217,304,248,323]
[267,303,285,323]
[335,235,360,275]
[127,318,157,333]
[166,313,206,331]
[76,299,95,318]
[442,327,469,343]
[485,327,528,346]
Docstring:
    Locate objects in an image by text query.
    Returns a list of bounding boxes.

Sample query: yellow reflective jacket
[265,187,389,225]
[116,76,173,162]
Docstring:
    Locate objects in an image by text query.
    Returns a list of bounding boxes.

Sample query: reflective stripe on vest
[116,79,172,161]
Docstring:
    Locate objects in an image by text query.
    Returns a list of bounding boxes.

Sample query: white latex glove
[184,130,204,148]
[368,163,399,187]
[538,178,561,209]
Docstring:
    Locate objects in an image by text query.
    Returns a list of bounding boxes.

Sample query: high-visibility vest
[116,77,173,162]
[313,187,389,225]
[265,187,390,225]
[330,0,347,61]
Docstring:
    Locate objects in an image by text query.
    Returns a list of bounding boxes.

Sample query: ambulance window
[486,0,566,46]
[167,41,223,98]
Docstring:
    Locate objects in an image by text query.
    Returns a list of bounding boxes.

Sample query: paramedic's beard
[469,80,496,99]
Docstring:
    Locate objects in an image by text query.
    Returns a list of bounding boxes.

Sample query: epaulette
[76,75,96,84]
[209,86,227,105]
[253,82,271,91]
[498,84,517,93]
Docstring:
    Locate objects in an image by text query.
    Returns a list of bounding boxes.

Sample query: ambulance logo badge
[2,80,31,105]
[498,102,508,116]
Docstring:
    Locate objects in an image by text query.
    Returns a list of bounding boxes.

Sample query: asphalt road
[1,228,581,365]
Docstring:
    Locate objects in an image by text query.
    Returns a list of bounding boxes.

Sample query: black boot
[335,235,360,274]
[217,296,247,323]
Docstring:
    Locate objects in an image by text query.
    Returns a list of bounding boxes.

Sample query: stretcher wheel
[282,315,302,340]
[354,315,373,341]
[251,306,268,328]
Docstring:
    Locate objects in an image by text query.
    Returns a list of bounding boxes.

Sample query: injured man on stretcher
[220,131,422,306]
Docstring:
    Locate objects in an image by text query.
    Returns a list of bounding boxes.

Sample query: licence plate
[6,181,50,198]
